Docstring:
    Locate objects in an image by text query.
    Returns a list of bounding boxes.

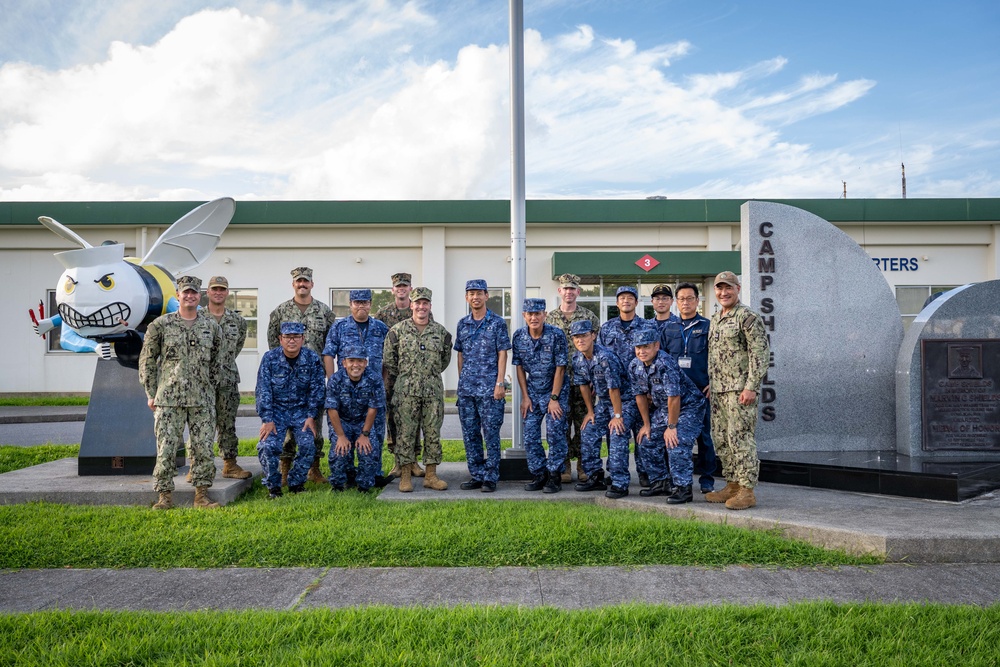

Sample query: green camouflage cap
[411,287,432,302]
[176,275,202,292]
[291,266,313,281]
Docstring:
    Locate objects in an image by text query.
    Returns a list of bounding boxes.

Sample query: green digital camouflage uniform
[267,298,336,462]
[707,301,769,489]
[139,312,223,492]
[201,308,247,459]
[545,305,601,460]
[382,319,453,466]
[374,302,416,454]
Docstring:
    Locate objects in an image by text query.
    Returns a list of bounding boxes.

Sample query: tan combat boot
[222,458,252,479]
[307,460,328,484]
[399,466,413,493]
[152,491,173,510]
[194,486,220,509]
[725,486,757,510]
[280,459,291,487]
[185,468,193,484]
[576,458,588,483]
[409,462,425,477]
[561,458,572,484]
[423,464,448,491]
[388,455,403,479]
[705,482,741,504]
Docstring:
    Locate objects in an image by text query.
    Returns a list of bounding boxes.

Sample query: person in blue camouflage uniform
[660,282,717,493]
[255,321,325,498]
[597,285,654,486]
[325,345,386,492]
[569,319,629,497]
[455,279,511,492]
[631,327,707,504]
[512,298,569,493]
[322,288,389,487]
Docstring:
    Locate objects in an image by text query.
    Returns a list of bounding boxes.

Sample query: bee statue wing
[141,197,236,274]
[38,216,93,249]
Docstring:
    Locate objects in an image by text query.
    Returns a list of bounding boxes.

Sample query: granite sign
[921,339,1000,451]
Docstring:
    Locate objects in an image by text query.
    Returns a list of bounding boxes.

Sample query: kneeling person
[631,328,707,504]
[326,345,386,492]
[256,322,325,498]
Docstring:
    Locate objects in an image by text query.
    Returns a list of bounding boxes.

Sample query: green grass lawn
[2,604,998,666]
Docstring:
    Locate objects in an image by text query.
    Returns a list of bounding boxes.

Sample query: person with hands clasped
[325,345,386,493]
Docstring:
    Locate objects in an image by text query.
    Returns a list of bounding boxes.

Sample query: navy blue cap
[465,279,488,291]
[633,326,659,346]
[341,345,367,360]
[280,321,305,335]
[616,285,639,299]
[570,320,594,336]
[349,289,372,302]
[522,298,546,313]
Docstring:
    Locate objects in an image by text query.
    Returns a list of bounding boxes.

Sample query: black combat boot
[604,485,628,499]
[666,484,693,504]
[524,470,548,492]
[639,479,670,497]
[542,472,562,494]
[574,469,607,492]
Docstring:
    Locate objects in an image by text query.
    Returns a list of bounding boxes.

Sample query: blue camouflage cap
[522,298,546,313]
[341,345,367,360]
[633,326,659,346]
[280,321,305,335]
[349,289,372,302]
[570,320,594,336]
[616,285,639,299]
[465,279,488,291]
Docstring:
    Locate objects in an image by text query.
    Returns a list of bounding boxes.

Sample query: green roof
[2,198,999,226]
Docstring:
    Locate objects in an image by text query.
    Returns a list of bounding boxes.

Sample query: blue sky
[0,0,997,201]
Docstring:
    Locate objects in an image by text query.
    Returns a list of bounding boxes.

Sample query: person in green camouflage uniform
[382,287,453,493]
[139,276,223,510]
[266,266,337,484]
[545,273,601,483]
[706,271,769,511]
[199,276,251,479]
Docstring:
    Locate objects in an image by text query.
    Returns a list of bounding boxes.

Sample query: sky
[0,0,997,202]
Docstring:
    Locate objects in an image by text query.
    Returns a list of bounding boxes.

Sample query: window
[896,285,958,330]
[199,288,259,350]
[43,290,63,353]
[329,288,394,319]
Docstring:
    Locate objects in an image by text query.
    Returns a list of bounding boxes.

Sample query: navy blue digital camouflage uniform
[454,298,511,484]
[630,349,706,488]
[512,321,569,477]
[255,344,325,490]
[325,365,386,490]
[661,313,717,490]
[572,342,628,486]
[597,313,654,478]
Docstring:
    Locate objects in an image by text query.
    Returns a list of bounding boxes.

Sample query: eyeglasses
[676,296,699,302]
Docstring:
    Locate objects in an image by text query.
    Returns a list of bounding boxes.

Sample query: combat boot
[222,458,252,479]
[666,484,693,505]
[561,459,572,484]
[542,473,562,494]
[398,466,413,493]
[705,482,740,504]
[639,479,670,497]
[388,456,403,479]
[725,486,756,510]
[307,460,328,484]
[152,491,173,510]
[185,463,193,484]
[524,470,547,491]
[193,486,220,509]
[576,458,588,483]
[280,458,291,487]
[575,469,606,492]
[410,462,425,477]
[423,464,448,491]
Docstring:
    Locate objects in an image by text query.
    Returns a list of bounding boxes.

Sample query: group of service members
[138,267,769,512]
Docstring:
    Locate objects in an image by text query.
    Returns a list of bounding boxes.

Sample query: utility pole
[901,163,907,199]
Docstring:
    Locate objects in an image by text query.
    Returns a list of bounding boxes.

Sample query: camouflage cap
[558,273,581,288]
[291,267,313,281]
[207,275,229,288]
[465,279,488,292]
[616,285,639,299]
[280,321,305,335]
[349,289,372,302]
[570,320,594,336]
[633,326,659,346]
[176,276,202,292]
[391,272,412,286]
[341,345,367,360]
[714,271,740,288]
[411,287,432,302]
[650,284,673,297]
[522,298,546,313]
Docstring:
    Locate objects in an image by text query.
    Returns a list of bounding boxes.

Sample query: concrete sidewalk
[2,564,999,612]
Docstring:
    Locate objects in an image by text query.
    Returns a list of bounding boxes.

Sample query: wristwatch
[361,430,370,437]
[613,413,622,419]
[666,423,677,429]
[550,393,559,402]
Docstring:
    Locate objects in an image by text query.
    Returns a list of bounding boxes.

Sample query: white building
[3,198,998,394]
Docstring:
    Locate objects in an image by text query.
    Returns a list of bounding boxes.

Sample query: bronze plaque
[921,339,1000,451]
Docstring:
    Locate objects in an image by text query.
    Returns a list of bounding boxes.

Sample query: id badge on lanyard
[678,356,692,369]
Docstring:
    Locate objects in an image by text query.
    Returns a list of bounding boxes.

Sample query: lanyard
[680,320,698,355]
